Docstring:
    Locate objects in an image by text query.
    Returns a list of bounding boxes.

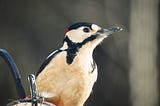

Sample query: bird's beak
[97,27,123,37]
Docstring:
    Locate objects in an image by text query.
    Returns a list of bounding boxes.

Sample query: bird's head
[61,22,123,50]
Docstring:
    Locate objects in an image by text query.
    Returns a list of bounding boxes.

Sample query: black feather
[67,22,92,31]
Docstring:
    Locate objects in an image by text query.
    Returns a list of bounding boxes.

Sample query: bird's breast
[36,51,97,106]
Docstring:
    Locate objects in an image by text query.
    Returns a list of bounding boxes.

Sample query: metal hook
[28,74,38,106]
[0,49,26,99]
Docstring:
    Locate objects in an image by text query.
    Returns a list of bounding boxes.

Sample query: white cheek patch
[67,30,89,43]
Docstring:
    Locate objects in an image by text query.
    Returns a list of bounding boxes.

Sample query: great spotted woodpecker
[36,22,123,106]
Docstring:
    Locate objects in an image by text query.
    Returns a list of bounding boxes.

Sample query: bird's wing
[36,49,63,76]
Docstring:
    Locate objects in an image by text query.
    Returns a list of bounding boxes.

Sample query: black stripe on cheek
[64,36,75,47]
[66,49,77,64]
[64,34,98,65]
[81,34,98,45]
[64,37,79,64]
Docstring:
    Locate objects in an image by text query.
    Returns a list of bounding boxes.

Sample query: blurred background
[0,0,159,106]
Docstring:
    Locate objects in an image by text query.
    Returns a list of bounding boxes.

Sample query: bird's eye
[83,28,90,33]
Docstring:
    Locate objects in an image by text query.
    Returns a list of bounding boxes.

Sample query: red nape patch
[64,28,69,35]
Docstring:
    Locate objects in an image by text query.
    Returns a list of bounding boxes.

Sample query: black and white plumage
[36,22,123,106]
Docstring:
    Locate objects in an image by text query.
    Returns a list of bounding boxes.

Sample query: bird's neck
[60,41,94,65]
